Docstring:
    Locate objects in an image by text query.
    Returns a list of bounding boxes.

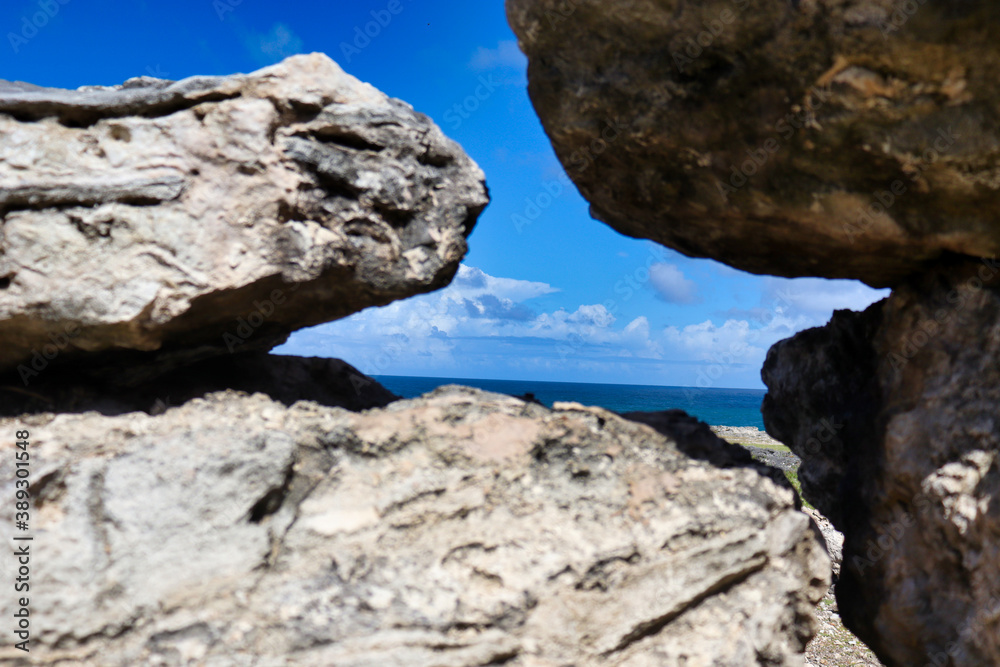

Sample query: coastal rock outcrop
[507,2,1000,662]
[763,257,1000,666]
[506,0,1000,287]
[0,54,488,382]
[0,387,829,666]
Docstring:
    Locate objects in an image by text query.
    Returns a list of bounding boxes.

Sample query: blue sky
[2,0,887,388]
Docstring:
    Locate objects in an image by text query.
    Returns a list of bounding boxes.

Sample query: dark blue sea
[372,376,767,429]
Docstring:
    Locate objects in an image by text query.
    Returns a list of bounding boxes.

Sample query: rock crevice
[763,257,1000,666]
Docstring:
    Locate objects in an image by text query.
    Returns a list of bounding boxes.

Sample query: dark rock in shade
[761,303,885,529]
[0,354,398,418]
[762,256,1000,666]
[0,387,829,666]
[506,0,1000,287]
[0,53,489,382]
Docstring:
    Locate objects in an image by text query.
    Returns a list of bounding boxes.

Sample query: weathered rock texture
[507,0,1000,287]
[0,54,488,379]
[0,353,398,418]
[0,387,829,666]
[763,256,1000,666]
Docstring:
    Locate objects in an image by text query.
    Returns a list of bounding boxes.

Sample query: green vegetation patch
[783,468,814,510]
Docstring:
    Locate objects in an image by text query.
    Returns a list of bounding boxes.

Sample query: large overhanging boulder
[0,387,829,666]
[762,257,1000,666]
[506,0,1000,287]
[0,54,488,382]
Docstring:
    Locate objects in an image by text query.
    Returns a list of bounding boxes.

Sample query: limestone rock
[0,54,488,380]
[762,257,1000,666]
[0,387,829,666]
[506,0,1000,287]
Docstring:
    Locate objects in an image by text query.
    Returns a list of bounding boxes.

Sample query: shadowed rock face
[506,0,1000,287]
[0,54,488,382]
[763,257,1000,666]
[0,387,829,666]
[0,354,399,418]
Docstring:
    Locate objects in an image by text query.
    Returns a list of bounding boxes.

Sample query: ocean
[372,376,767,429]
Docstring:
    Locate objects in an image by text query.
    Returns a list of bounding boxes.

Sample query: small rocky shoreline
[710,426,802,472]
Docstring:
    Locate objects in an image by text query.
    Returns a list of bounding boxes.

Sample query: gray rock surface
[506,0,1000,287]
[0,54,488,381]
[762,257,1000,666]
[742,445,801,474]
[0,387,829,666]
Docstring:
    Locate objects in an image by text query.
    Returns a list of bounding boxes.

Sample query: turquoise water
[373,376,767,429]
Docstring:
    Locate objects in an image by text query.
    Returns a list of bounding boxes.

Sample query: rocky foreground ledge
[0,387,829,666]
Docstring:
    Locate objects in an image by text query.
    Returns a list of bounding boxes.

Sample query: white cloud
[649,263,700,304]
[450,265,557,302]
[276,264,665,377]
[247,23,304,65]
[468,40,527,71]
[762,277,889,320]
[658,275,887,387]
[273,264,888,389]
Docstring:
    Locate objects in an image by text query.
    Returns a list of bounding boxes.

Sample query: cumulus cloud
[649,263,700,304]
[468,40,527,71]
[276,264,664,378]
[450,265,557,302]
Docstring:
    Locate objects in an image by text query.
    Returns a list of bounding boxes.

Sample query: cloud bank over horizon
[276,262,888,389]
